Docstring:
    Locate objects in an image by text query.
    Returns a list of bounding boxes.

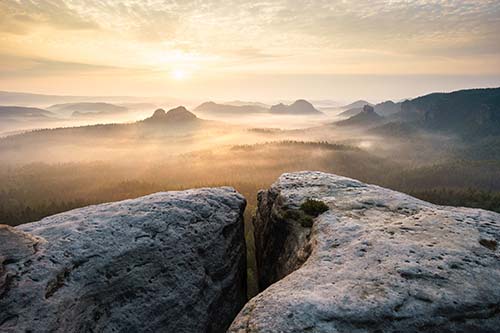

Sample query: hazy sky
[1,0,500,102]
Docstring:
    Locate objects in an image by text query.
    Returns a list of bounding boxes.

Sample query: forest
[2,140,499,226]
[2,140,499,296]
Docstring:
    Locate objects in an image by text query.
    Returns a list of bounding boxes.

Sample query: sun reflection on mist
[359,141,373,149]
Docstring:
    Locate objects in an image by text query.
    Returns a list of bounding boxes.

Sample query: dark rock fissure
[253,189,316,290]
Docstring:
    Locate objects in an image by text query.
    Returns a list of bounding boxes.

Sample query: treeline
[230,140,359,152]
[410,188,500,213]
[1,143,499,228]
[0,198,91,226]
[382,159,500,192]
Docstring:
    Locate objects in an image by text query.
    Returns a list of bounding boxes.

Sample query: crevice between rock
[253,188,315,291]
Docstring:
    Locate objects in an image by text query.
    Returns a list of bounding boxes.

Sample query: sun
[171,69,187,80]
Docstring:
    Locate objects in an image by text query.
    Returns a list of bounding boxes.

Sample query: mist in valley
[2,92,499,228]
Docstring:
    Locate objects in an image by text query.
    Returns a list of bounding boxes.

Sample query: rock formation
[0,187,247,333]
[270,100,323,115]
[230,171,500,332]
[336,104,384,127]
[143,106,198,123]
[339,101,401,118]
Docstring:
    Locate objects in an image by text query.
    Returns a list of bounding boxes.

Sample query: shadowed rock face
[230,171,500,333]
[398,87,500,137]
[0,187,247,333]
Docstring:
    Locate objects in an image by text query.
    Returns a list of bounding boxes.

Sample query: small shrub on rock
[300,199,329,217]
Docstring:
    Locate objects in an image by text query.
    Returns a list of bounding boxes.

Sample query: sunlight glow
[171,69,187,81]
[0,0,499,98]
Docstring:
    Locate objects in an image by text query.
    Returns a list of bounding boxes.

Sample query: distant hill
[0,106,240,163]
[71,111,123,118]
[196,99,323,116]
[194,101,268,115]
[309,100,342,108]
[0,106,56,119]
[339,101,402,118]
[0,106,60,135]
[117,103,157,110]
[338,107,364,117]
[0,91,180,108]
[0,91,139,107]
[48,102,128,117]
[224,100,270,109]
[0,106,205,141]
[269,100,323,115]
[335,105,384,127]
[340,100,373,110]
[398,87,500,137]
[0,91,80,106]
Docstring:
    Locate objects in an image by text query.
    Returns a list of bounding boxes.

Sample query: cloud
[0,0,98,34]
[3,0,499,56]
[230,48,283,60]
[0,0,499,82]
[251,0,500,56]
[0,54,145,78]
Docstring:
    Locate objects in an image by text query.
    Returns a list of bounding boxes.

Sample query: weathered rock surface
[0,187,247,333]
[230,171,500,332]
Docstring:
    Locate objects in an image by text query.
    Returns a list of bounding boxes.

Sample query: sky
[1,0,500,102]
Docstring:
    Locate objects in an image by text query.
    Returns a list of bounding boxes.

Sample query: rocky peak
[144,106,198,123]
[230,171,500,332]
[165,106,198,121]
[336,104,383,127]
[1,188,247,333]
[291,99,313,108]
[151,108,167,117]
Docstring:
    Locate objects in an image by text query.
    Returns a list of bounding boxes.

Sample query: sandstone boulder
[0,187,247,333]
[230,171,500,332]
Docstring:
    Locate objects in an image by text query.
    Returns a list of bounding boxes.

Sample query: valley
[2,88,500,298]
